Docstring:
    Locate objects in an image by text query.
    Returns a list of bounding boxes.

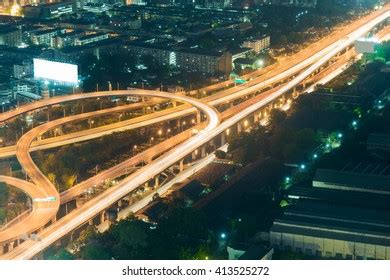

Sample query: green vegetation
[0,182,28,225]
[75,208,215,260]
[0,182,8,224]
[220,82,372,244]
[375,41,390,62]
[35,130,147,192]
[229,98,345,165]
[318,103,390,170]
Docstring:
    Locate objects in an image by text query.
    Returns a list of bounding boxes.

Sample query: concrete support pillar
[221,132,226,146]
[0,244,4,255]
[51,216,57,224]
[179,159,184,172]
[88,219,93,226]
[254,112,259,123]
[154,176,160,188]
[192,150,197,161]
[118,200,122,208]
[293,87,297,98]
[196,112,201,124]
[201,145,206,157]
[100,211,105,224]
[172,100,177,107]
[144,181,149,188]
[8,241,14,252]
[237,122,242,134]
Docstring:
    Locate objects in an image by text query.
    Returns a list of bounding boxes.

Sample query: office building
[242,35,270,54]
[0,26,22,47]
[13,61,33,79]
[52,30,84,49]
[124,41,232,75]
[30,28,66,46]
[24,1,76,19]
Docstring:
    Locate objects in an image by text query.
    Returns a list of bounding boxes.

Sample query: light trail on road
[0,5,388,259]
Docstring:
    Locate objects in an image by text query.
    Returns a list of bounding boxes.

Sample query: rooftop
[313,168,390,193]
[77,32,107,41]
[288,185,390,211]
[32,28,64,36]
[126,40,230,57]
[272,200,390,246]
[367,133,390,146]
[55,30,84,38]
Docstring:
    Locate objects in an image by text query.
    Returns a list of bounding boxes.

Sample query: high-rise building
[0,26,22,47]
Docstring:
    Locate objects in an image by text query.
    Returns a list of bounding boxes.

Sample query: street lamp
[256,59,264,68]
[181,121,186,131]
[89,120,94,129]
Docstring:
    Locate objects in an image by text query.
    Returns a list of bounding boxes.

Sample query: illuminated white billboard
[33,59,78,84]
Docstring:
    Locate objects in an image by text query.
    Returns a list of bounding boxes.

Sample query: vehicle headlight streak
[1,8,389,260]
